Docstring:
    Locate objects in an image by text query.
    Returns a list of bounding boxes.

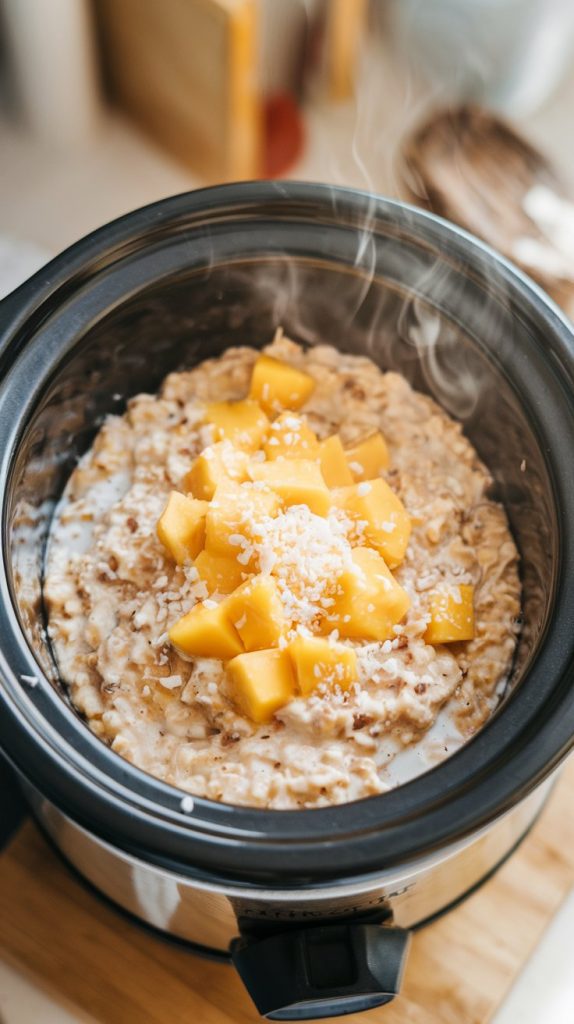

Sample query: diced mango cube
[224,575,286,651]
[332,478,411,568]
[184,441,249,500]
[345,432,389,481]
[263,412,318,461]
[226,649,295,723]
[169,602,244,660]
[248,460,331,516]
[205,399,269,451]
[249,354,315,416]
[318,434,354,488]
[156,492,208,565]
[205,481,282,562]
[424,585,475,644]
[323,547,410,642]
[288,635,357,696]
[194,550,247,595]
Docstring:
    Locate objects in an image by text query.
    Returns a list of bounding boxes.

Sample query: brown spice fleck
[220,733,241,747]
[126,517,138,533]
[343,380,366,400]
[108,555,119,571]
[414,683,427,695]
[353,713,374,730]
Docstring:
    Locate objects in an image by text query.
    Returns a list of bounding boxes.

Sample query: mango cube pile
[184,440,249,500]
[154,348,475,724]
[169,601,244,660]
[264,413,318,461]
[194,550,246,595]
[323,547,411,642]
[318,435,354,488]
[205,399,269,451]
[157,492,207,565]
[345,432,389,481]
[249,353,315,416]
[248,459,331,517]
[332,479,411,569]
[225,576,286,651]
[227,649,295,723]
[424,585,475,644]
[288,636,357,696]
[205,481,281,561]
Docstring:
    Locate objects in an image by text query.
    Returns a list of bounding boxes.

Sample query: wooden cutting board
[95,0,261,182]
[1,757,574,1024]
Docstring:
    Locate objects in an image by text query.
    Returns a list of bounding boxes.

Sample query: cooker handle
[0,270,51,371]
[0,751,28,849]
[0,283,31,372]
[231,922,411,1020]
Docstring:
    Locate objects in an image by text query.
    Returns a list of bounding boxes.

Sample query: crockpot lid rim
[1,179,572,363]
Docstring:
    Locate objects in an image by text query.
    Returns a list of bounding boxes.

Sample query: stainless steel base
[23,779,553,954]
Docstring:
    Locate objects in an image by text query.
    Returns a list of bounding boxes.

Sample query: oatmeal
[44,331,521,809]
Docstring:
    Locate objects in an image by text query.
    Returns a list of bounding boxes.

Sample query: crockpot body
[2,185,574,1008]
[24,780,551,952]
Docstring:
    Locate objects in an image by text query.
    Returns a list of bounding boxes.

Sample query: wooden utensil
[401,105,574,312]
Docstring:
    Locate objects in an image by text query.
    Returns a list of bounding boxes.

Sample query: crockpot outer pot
[1,182,574,887]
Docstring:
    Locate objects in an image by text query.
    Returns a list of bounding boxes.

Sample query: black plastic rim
[1,181,574,887]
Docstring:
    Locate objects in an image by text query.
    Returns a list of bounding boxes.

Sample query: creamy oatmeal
[44,332,521,809]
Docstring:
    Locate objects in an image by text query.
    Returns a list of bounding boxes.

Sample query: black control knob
[231,922,411,1020]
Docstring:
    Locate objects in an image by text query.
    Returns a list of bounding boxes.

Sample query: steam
[513,184,574,281]
[400,298,480,421]
[232,4,522,426]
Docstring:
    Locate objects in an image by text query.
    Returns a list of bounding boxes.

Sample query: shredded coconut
[252,505,355,628]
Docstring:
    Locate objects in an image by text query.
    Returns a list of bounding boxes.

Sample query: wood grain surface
[1,757,574,1024]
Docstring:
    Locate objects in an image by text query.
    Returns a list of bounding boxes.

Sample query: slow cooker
[1,182,574,1021]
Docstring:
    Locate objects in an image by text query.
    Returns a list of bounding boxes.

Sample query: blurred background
[2,0,574,300]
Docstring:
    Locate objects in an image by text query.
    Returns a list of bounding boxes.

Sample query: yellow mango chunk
[318,435,354,488]
[169,602,244,660]
[205,481,282,562]
[288,635,357,696]
[249,354,315,416]
[205,399,269,451]
[323,547,410,642]
[224,575,286,651]
[157,491,208,565]
[248,460,331,516]
[226,649,295,723]
[345,432,389,481]
[184,441,249,500]
[263,412,318,461]
[194,550,247,595]
[424,585,475,644]
[333,478,411,569]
